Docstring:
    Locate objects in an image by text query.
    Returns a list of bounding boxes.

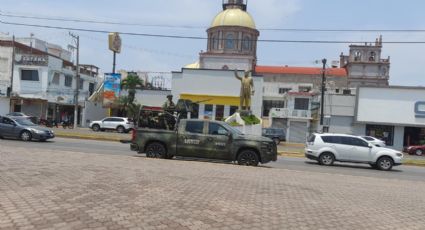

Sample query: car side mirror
[368,143,373,148]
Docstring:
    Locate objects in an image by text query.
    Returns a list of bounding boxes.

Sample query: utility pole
[69,32,80,129]
[112,51,116,74]
[320,58,327,132]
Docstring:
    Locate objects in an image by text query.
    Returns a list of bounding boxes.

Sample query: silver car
[0,116,55,141]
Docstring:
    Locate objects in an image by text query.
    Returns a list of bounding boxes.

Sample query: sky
[1,0,425,86]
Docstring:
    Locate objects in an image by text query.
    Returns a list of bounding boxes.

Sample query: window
[212,36,219,50]
[366,124,394,146]
[191,103,199,119]
[299,86,311,92]
[263,100,285,117]
[369,51,376,61]
[362,136,374,141]
[51,72,60,85]
[294,98,309,110]
[79,79,84,90]
[321,136,341,144]
[204,104,213,120]
[1,117,15,125]
[354,51,362,61]
[307,134,316,143]
[215,105,224,121]
[278,88,291,94]
[230,106,238,116]
[242,36,251,50]
[21,70,39,81]
[186,121,204,134]
[225,34,235,49]
[65,75,73,87]
[89,83,95,96]
[341,137,368,147]
[208,123,228,136]
[103,118,114,122]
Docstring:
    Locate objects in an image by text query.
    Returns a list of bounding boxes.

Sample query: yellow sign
[180,93,239,106]
[108,32,122,53]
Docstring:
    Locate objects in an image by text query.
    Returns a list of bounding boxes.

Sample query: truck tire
[146,142,166,159]
[237,150,259,166]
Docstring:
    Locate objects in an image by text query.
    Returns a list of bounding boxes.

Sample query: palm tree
[121,72,144,104]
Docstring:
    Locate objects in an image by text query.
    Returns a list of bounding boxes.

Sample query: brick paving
[1,146,425,230]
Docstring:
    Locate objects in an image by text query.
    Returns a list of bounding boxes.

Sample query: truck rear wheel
[146,142,166,159]
[237,150,259,166]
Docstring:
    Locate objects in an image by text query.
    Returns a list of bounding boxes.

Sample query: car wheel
[237,150,259,166]
[116,126,125,133]
[145,142,167,159]
[415,149,423,156]
[20,131,32,142]
[319,152,335,166]
[92,124,100,132]
[376,156,393,171]
[272,138,280,145]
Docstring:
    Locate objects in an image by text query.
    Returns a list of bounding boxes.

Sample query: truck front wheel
[237,150,259,166]
[146,142,167,159]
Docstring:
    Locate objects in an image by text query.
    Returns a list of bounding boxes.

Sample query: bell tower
[198,0,259,71]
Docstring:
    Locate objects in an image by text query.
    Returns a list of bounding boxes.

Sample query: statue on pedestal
[234,69,255,111]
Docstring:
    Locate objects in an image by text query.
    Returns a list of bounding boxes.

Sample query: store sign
[415,101,425,118]
[15,54,48,66]
[108,32,122,53]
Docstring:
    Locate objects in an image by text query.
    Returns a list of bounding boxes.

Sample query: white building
[0,38,101,124]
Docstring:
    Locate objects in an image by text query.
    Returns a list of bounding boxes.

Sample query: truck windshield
[221,122,243,135]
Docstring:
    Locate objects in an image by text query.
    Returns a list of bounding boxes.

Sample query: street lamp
[320,58,327,132]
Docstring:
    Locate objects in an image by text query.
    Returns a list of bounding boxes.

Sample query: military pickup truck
[130,119,277,166]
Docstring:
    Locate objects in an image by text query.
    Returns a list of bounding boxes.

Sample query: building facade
[0,38,101,125]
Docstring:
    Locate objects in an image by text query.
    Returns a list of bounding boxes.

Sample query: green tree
[121,72,144,104]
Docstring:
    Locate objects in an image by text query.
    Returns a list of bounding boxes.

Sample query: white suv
[305,133,403,170]
[90,117,134,133]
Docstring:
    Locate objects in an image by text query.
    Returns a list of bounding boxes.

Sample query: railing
[269,108,312,119]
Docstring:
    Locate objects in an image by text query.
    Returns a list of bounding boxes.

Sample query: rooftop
[255,65,347,77]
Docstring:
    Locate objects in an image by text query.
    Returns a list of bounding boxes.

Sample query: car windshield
[221,122,243,135]
[15,118,36,126]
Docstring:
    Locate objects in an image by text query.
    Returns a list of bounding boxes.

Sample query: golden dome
[211,9,256,29]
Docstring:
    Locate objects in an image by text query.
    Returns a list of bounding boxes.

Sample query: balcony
[269,108,312,120]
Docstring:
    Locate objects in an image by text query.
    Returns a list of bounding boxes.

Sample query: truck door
[177,120,206,157]
[204,122,232,160]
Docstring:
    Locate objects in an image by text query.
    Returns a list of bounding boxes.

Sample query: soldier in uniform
[234,69,255,111]
[162,95,176,130]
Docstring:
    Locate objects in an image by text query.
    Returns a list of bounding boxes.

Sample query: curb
[55,133,124,142]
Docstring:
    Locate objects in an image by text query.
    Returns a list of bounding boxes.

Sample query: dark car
[404,145,425,156]
[262,128,286,145]
[0,116,55,141]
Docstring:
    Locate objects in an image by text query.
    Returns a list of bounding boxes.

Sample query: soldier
[162,95,176,130]
[234,69,255,111]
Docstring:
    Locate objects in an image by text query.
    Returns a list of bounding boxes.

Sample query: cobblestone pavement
[1,146,425,230]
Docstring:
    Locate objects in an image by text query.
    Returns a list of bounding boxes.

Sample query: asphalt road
[1,137,425,182]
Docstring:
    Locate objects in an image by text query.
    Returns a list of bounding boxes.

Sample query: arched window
[225,33,235,49]
[242,36,251,50]
[369,51,376,61]
[354,51,362,61]
[211,36,219,50]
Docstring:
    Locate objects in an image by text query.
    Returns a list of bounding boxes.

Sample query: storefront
[354,86,425,150]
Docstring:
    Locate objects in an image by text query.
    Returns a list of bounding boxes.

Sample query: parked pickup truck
[130,119,277,166]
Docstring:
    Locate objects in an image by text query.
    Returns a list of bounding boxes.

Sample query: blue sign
[415,101,425,118]
[103,73,121,106]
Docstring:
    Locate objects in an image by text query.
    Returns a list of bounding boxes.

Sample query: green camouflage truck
[130,119,277,166]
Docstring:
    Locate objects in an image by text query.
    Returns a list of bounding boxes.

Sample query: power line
[3,11,425,33]
[3,19,425,44]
